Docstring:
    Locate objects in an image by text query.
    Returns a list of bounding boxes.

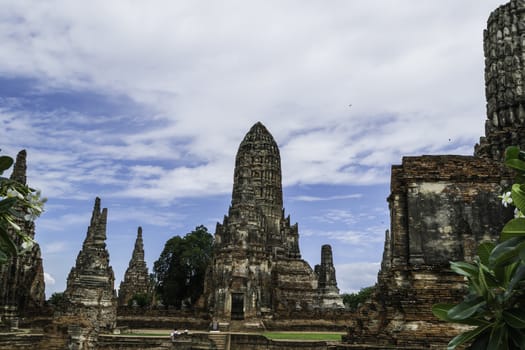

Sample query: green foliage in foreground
[341,286,374,310]
[433,146,525,350]
[0,153,46,264]
[263,332,343,341]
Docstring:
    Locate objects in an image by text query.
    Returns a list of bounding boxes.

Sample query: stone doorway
[231,293,244,320]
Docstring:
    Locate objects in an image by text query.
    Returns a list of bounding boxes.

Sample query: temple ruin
[344,0,525,347]
[3,1,525,349]
[118,226,151,307]
[203,122,343,326]
[0,150,45,329]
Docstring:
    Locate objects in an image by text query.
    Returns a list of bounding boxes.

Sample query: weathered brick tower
[204,122,342,326]
[0,150,45,328]
[118,227,151,306]
[476,0,525,160]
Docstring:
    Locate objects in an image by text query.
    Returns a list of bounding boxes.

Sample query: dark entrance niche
[231,293,244,320]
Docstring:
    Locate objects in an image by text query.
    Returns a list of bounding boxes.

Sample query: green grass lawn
[263,332,343,341]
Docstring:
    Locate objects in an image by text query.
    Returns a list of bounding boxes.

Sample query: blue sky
[0,0,506,296]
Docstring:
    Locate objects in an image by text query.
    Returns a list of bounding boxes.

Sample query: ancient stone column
[118,227,151,306]
[0,150,45,327]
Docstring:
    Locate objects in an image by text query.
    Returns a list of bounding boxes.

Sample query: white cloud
[42,241,69,254]
[291,193,363,202]
[0,0,506,297]
[43,272,56,285]
[302,228,384,246]
[336,262,380,294]
[0,0,503,201]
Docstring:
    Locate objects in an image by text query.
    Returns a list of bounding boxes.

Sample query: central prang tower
[204,122,342,325]
[229,122,300,258]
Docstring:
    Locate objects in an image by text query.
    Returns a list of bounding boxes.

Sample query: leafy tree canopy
[342,286,374,311]
[47,292,64,307]
[153,225,213,308]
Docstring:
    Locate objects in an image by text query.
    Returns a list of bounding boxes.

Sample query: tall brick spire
[62,197,116,331]
[118,227,150,306]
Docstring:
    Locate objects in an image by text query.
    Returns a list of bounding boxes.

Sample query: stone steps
[208,332,229,350]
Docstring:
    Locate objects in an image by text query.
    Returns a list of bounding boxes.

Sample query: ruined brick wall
[346,156,513,347]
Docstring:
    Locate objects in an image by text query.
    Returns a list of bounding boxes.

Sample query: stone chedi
[59,197,117,331]
[118,226,151,306]
[204,122,342,322]
[345,1,521,347]
[315,245,344,309]
[0,150,45,326]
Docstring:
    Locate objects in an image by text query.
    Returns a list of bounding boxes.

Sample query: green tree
[0,153,46,264]
[153,225,213,308]
[127,293,152,307]
[342,286,375,311]
[47,292,64,307]
[433,146,525,350]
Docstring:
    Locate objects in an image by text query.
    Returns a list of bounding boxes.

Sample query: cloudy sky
[1,0,506,296]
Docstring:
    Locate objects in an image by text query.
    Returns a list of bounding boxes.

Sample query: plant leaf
[468,330,490,350]
[432,303,454,321]
[507,264,525,293]
[0,156,13,174]
[478,242,495,266]
[0,228,17,256]
[450,261,479,279]
[501,218,525,241]
[0,198,17,213]
[447,298,486,320]
[0,249,7,264]
[490,237,525,268]
[447,324,491,350]
[505,146,525,173]
[488,324,508,350]
[512,184,525,213]
[433,303,490,326]
[503,309,525,329]
[509,328,525,350]
[505,146,521,160]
